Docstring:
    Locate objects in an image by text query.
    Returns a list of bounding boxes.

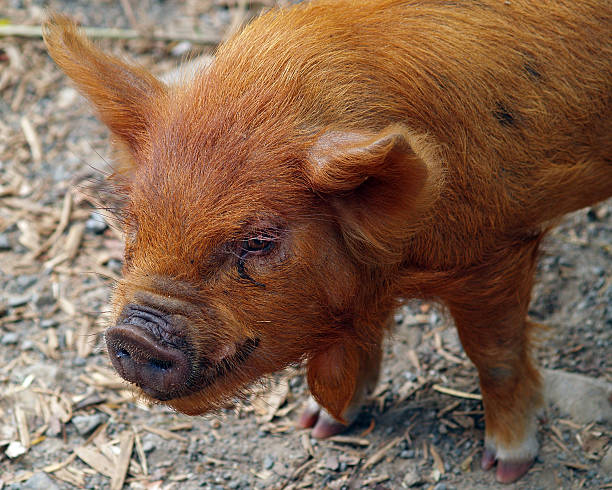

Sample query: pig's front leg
[297,338,382,438]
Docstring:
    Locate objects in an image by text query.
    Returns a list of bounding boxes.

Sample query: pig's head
[43,15,440,420]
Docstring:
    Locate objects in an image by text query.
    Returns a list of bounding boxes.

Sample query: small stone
[263,454,275,470]
[5,441,27,458]
[21,340,35,350]
[32,292,55,309]
[171,41,193,57]
[0,233,11,250]
[400,449,415,459]
[434,484,447,490]
[72,413,106,436]
[402,465,422,487]
[106,258,123,274]
[1,332,19,345]
[8,294,31,308]
[72,357,86,367]
[324,453,339,471]
[15,275,37,290]
[439,423,448,434]
[22,472,60,490]
[544,369,612,424]
[40,318,59,329]
[85,212,108,234]
[56,87,78,109]
[141,433,158,453]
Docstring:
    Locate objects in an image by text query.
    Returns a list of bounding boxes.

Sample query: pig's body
[44,0,612,484]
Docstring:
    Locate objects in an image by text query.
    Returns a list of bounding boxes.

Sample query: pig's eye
[241,234,275,255]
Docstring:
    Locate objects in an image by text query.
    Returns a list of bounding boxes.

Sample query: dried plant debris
[1,0,610,489]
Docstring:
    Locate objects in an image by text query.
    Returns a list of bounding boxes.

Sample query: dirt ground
[1,1,611,489]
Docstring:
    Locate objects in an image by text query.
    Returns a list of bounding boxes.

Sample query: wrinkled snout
[106,304,192,400]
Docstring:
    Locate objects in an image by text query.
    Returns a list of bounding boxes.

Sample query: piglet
[43,0,612,483]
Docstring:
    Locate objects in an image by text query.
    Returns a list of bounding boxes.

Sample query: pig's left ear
[43,13,167,157]
[306,126,442,263]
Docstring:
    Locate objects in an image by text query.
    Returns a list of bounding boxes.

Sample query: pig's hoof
[496,458,535,484]
[481,441,537,483]
[297,397,351,438]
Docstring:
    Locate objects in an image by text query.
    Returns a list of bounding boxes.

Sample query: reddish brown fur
[43,0,612,483]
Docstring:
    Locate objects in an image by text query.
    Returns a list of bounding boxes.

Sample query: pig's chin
[139,336,261,414]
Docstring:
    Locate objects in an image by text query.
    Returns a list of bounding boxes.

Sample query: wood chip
[438,400,460,417]
[20,116,42,164]
[64,222,86,260]
[166,422,193,432]
[327,435,370,447]
[407,349,421,372]
[550,426,571,454]
[362,436,402,470]
[301,432,314,457]
[558,419,582,430]
[460,448,479,472]
[0,23,222,45]
[42,453,78,473]
[76,318,94,358]
[562,461,590,471]
[53,467,86,487]
[29,192,73,259]
[394,379,424,406]
[46,328,60,360]
[253,377,289,423]
[76,446,115,477]
[291,459,316,480]
[432,384,482,400]
[17,219,41,251]
[430,443,445,474]
[142,425,188,442]
[15,405,30,449]
[359,418,376,437]
[110,431,134,490]
[362,473,390,486]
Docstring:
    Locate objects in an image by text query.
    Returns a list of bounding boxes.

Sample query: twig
[0,24,221,45]
[119,0,139,30]
[432,384,482,400]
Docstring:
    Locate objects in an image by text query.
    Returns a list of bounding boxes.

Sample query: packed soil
[1,1,610,489]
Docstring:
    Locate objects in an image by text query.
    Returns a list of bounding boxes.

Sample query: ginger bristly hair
[42,0,611,432]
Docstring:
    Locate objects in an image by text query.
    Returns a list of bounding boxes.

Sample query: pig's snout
[106,305,192,401]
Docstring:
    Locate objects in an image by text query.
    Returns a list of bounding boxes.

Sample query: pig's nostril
[117,348,131,359]
[149,358,172,371]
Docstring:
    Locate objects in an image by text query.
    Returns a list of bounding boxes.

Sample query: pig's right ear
[305,126,443,263]
[43,14,167,156]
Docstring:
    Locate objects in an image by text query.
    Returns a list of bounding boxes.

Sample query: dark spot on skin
[524,63,541,80]
[486,366,514,381]
[494,102,515,127]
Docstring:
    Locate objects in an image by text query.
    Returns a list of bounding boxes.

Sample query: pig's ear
[43,13,166,155]
[306,126,442,263]
[306,342,359,423]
